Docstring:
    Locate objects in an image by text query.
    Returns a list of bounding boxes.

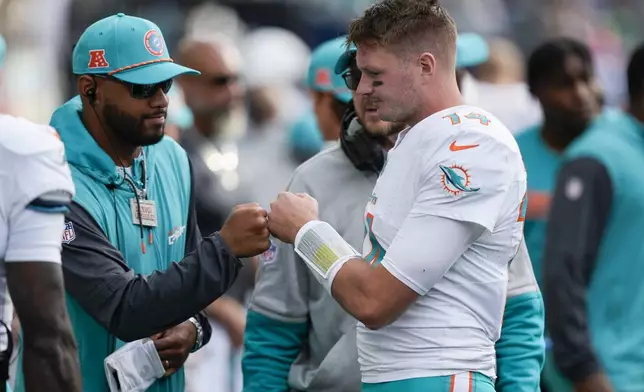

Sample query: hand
[526,191,552,220]
[205,297,246,348]
[574,373,613,392]
[268,192,319,244]
[152,321,197,377]
[219,203,270,257]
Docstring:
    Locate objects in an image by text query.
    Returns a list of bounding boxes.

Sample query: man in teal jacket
[243,33,545,392]
[14,13,270,392]
[515,38,602,289]
[543,43,644,392]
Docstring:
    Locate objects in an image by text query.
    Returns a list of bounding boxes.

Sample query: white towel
[104,338,166,392]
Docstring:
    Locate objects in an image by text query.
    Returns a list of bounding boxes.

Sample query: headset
[86,80,97,105]
[339,101,386,174]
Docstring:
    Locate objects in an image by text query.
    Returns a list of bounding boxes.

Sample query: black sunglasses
[95,75,173,99]
[342,68,362,91]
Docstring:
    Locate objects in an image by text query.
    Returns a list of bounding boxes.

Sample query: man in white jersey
[0,115,81,391]
[267,1,527,391]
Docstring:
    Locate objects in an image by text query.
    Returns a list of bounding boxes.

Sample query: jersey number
[442,112,491,126]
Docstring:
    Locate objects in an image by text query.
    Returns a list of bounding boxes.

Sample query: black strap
[339,102,386,173]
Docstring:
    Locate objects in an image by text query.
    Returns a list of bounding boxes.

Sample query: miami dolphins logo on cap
[144,30,165,56]
[439,164,480,196]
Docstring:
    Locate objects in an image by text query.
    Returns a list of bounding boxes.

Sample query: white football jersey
[359,105,526,383]
[0,115,74,349]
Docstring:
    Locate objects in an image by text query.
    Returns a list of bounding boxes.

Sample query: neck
[409,81,463,127]
[81,108,140,167]
[540,119,583,153]
[194,114,217,138]
[324,121,343,141]
[378,135,396,151]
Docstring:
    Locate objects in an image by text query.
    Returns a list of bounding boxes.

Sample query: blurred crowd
[2,0,644,391]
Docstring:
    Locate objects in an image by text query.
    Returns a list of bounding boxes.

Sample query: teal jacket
[545,110,644,391]
[515,126,561,287]
[14,96,234,392]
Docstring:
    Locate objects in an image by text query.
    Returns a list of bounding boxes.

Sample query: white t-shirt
[0,115,75,349]
[359,105,527,383]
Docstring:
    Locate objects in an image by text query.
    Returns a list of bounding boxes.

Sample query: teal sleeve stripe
[242,310,308,392]
[25,204,69,214]
[495,291,546,392]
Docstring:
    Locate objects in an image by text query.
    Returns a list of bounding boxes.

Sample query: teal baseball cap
[288,111,324,159]
[72,13,199,85]
[335,33,490,74]
[456,33,489,69]
[307,36,352,103]
[0,34,6,69]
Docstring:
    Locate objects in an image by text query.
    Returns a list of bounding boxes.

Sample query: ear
[419,52,436,76]
[309,90,325,105]
[77,75,98,102]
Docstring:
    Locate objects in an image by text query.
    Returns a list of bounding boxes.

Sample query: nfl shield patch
[62,221,76,244]
[260,240,278,264]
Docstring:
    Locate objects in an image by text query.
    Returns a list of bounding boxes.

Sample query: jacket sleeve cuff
[214,232,244,267]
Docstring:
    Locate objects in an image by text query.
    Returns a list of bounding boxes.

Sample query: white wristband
[294,220,361,293]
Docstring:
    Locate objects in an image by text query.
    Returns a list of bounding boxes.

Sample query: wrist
[216,231,239,257]
[294,220,360,293]
[187,317,204,352]
[294,220,321,245]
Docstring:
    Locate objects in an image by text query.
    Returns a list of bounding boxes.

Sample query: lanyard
[120,150,148,200]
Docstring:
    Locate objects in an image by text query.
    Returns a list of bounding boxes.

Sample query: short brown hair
[348,0,457,65]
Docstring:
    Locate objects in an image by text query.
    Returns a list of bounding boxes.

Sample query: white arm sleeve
[382,214,485,295]
[5,208,65,263]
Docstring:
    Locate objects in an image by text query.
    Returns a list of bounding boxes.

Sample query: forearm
[7,264,81,392]
[297,217,481,330]
[545,257,601,381]
[204,296,243,330]
[330,259,382,326]
[525,191,551,219]
[543,158,612,382]
[22,325,81,392]
[108,233,243,340]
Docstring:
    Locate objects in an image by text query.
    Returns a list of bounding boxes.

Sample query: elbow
[357,301,392,330]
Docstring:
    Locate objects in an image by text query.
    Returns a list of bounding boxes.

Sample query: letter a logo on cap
[88,49,109,69]
[315,69,332,87]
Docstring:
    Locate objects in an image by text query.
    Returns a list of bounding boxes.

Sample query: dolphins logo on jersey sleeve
[439,164,480,196]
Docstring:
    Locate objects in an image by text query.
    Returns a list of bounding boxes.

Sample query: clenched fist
[268,192,319,244]
[219,203,270,257]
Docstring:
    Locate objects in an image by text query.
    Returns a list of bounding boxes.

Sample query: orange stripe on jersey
[450,374,456,392]
[468,372,472,392]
